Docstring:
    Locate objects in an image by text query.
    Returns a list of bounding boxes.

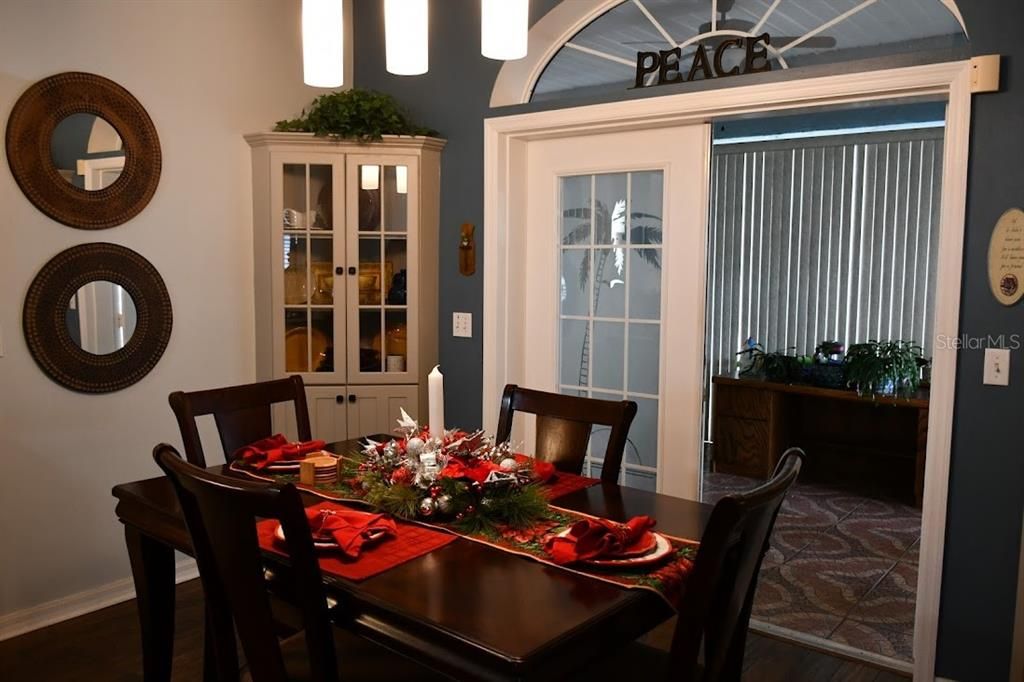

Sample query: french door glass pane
[592,321,624,391]
[558,170,665,490]
[560,250,589,316]
[593,248,626,317]
[561,176,592,244]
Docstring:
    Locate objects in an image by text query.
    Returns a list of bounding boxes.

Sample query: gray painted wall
[354,2,1024,678]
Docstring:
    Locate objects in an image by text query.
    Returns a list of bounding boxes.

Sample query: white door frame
[483,61,972,682]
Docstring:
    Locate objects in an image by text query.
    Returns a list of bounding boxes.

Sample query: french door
[520,125,710,498]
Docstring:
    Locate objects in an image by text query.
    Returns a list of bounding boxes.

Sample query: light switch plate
[984,348,1010,386]
[453,312,472,338]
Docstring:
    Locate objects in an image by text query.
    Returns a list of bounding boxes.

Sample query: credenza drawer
[714,385,770,420]
[713,416,771,478]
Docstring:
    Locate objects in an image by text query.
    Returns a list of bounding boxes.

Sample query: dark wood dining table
[112,438,713,681]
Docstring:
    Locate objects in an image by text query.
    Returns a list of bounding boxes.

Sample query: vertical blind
[704,128,944,384]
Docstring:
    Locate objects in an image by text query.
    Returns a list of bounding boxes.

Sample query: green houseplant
[274,89,438,141]
[736,343,802,383]
[844,340,925,397]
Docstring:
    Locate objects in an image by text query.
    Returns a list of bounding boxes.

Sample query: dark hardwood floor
[0,579,909,681]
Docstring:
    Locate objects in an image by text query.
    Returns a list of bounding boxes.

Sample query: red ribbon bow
[544,515,656,565]
[235,434,326,469]
[305,506,397,559]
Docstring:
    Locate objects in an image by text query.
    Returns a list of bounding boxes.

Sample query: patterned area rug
[704,472,920,663]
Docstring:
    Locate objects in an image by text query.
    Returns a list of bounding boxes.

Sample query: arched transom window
[525,0,967,103]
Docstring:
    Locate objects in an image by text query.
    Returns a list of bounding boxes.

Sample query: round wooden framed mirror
[24,243,173,393]
[5,72,161,229]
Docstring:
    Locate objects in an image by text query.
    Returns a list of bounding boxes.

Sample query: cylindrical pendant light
[302,0,345,87]
[481,0,528,61]
[385,0,429,75]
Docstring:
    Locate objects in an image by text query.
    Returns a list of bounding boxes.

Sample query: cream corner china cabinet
[245,132,444,443]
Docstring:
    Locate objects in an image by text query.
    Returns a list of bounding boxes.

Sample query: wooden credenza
[711,375,929,506]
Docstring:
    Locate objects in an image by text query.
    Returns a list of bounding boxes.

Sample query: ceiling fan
[698,0,837,49]
[625,0,838,50]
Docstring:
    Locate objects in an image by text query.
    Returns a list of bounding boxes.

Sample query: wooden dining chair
[495,384,638,482]
[152,443,449,682]
[585,447,805,682]
[168,376,312,467]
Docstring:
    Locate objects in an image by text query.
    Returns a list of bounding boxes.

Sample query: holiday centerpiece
[344,408,553,533]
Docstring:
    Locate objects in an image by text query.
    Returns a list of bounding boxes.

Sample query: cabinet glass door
[347,158,416,384]
[278,159,344,381]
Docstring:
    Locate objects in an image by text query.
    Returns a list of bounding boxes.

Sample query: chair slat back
[153,444,337,682]
[495,384,637,482]
[669,448,804,682]
[169,376,312,466]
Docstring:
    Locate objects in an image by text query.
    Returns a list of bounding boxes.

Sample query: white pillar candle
[428,365,445,437]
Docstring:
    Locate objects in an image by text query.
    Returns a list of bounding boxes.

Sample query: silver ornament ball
[418,497,436,517]
[500,457,519,470]
[436,494,453,514]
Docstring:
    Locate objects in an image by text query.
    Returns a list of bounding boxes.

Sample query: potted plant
[736,342,801,383]
[274,89,438,141]
[844,340,925,397]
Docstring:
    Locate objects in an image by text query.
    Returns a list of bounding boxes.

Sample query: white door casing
[484,61,973,681]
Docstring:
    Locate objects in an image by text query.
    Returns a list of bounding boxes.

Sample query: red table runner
[235,461,698,607]
[257,501,456,581]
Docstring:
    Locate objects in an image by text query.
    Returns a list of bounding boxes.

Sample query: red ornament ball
[429,485,441,498]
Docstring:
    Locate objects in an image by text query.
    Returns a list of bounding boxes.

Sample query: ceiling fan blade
[773,36,838,49]
[699,18,755,34]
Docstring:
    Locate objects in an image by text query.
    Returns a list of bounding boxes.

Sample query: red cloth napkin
[234,434,326,469]
[544,515,656,565]
[305,506,397,559]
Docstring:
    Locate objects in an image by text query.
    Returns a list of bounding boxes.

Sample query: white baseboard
[749,619,914,676]
[0,559,198,642]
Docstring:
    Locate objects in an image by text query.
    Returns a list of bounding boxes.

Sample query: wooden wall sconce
[459,223,476,276]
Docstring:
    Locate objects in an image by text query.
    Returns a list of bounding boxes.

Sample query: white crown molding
[243,132,447,151]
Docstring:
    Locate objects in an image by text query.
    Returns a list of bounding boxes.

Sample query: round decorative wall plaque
[988,208,1024,306]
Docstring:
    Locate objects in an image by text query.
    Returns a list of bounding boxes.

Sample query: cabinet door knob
[348,266,357,275]
[336,395,344,404]
[348,394,357,403]
[335,266,344,276]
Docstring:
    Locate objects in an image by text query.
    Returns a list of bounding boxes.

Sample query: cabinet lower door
[347,385,419,439]
[306,386,350,444]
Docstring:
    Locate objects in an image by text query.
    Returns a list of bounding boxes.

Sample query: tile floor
[704,472,920,663]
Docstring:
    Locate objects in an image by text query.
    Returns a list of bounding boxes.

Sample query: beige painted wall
[0,0,323,618]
